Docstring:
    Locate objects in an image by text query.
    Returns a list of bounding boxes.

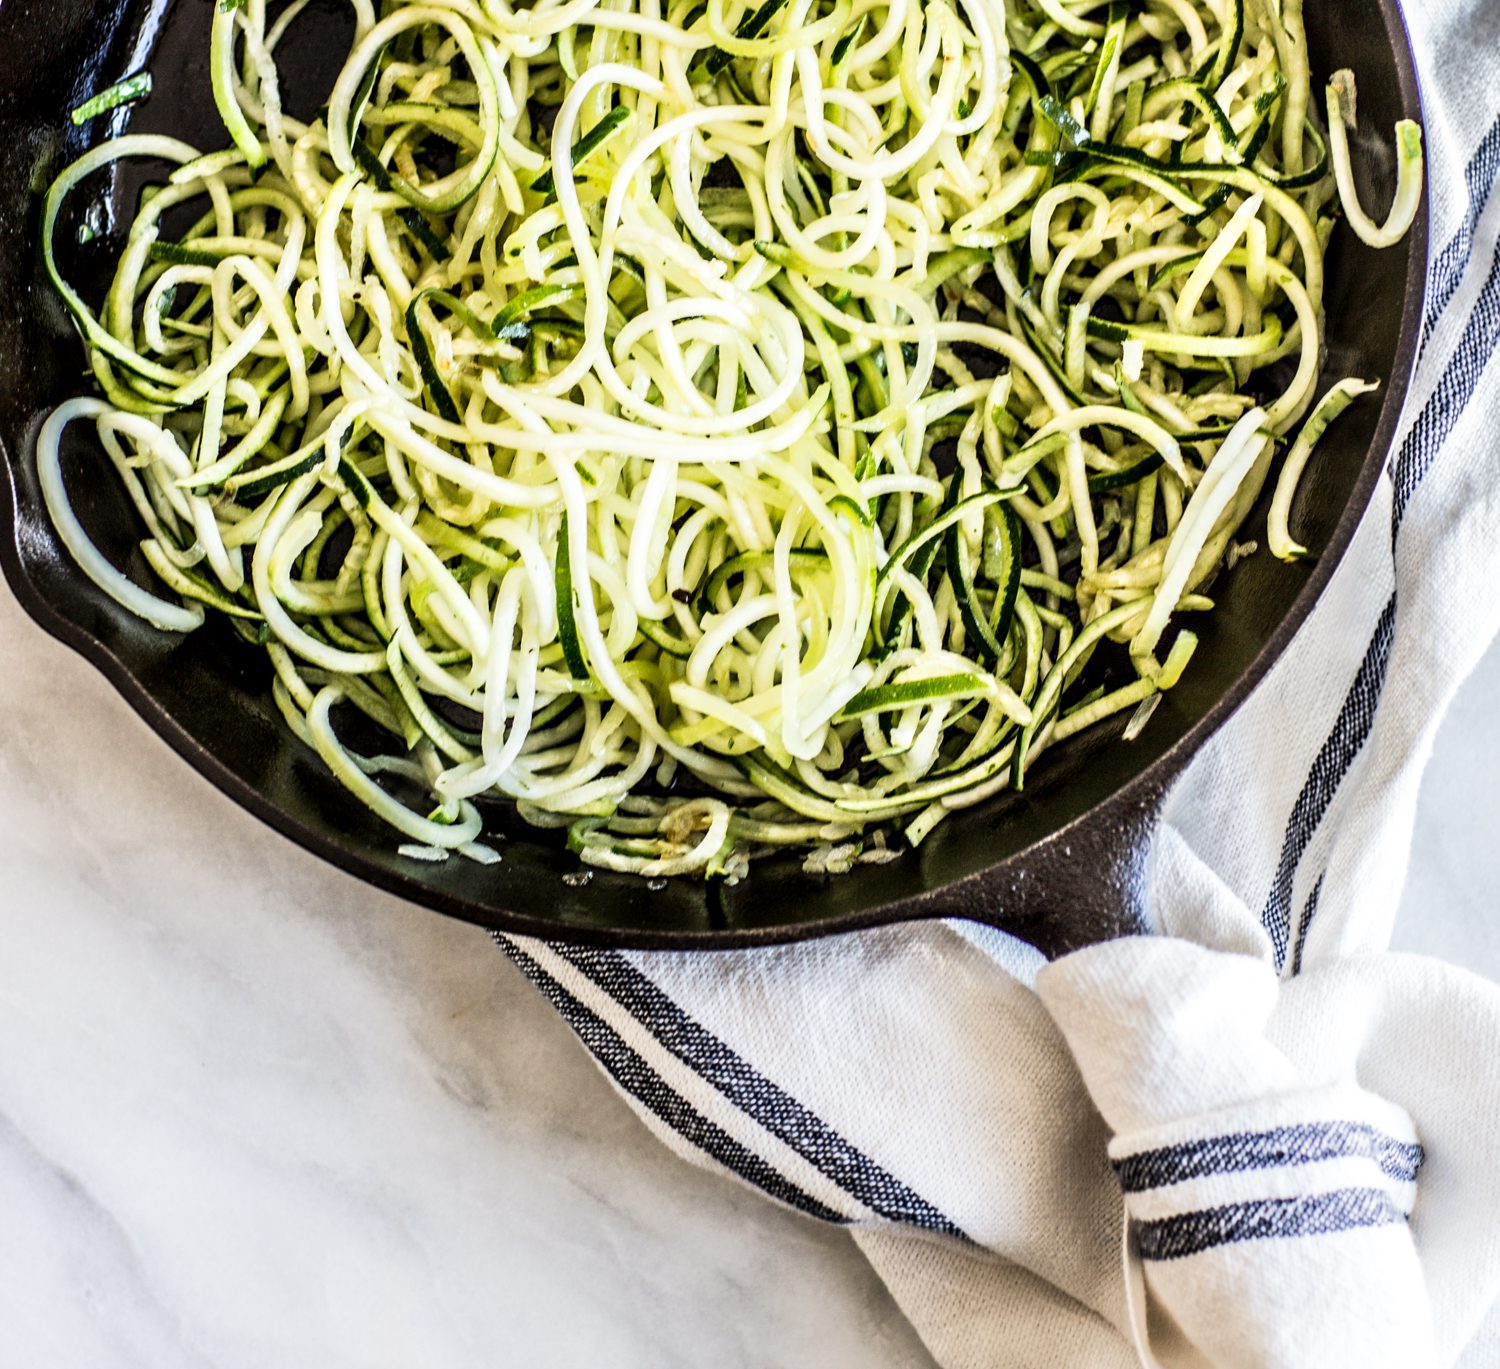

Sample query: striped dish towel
[503,2,1500,1364]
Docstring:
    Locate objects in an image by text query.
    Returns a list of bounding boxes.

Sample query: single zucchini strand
[1327,71,1425,250]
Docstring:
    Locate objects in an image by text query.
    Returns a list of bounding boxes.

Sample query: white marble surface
[0,580,936,1369]
[2,566,1497,1369]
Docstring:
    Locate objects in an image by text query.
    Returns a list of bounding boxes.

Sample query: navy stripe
[1114,1122,1424,1195]
[547,944,968,1240]
[1420,111,1500,356]
[1278,131,1500,969]
[494,936,850,1225]
[1401,108,1500,498]
[1261,597,1397,966]
[1134,1188,1408,1262]
[1288,871,1324,978]
[1394,240,1500,530]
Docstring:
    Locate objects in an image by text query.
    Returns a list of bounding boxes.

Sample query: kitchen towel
[502,1,1500,1364]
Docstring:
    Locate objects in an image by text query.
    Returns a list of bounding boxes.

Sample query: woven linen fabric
[502,2,1500,1364]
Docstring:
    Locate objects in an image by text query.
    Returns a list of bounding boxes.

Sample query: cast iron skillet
[0,0,1426,957]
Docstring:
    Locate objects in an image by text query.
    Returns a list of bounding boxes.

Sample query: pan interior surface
[0,0,1426,952]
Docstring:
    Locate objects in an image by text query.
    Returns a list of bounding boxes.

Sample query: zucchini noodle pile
[39,0,1422,879]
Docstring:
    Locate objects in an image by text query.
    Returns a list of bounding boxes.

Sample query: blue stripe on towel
[1135,1188,1408,1261]
[1393,239,1500,530]
[496,936,851,1224]
[1288,872,1325,978]
[1261,598,1398,966]
[1114,1122,1424,1194]
[1421,111,1500,354]
[549,944,969,1240]
[1273,118,1500,970]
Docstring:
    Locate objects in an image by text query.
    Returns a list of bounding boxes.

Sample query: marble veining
[0,582,935,1369]
[2,565,1497,1367]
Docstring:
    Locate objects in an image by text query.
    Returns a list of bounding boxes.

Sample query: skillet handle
[927,777,1167,961]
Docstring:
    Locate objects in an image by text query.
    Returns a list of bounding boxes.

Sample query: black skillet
[0,0,1427,958]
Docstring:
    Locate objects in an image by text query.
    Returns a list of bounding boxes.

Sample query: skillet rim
[0,0,1431,951]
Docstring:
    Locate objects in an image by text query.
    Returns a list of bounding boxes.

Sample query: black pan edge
[0,0,1430,952]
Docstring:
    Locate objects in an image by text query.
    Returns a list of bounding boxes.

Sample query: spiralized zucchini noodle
[40,0,1422,880]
